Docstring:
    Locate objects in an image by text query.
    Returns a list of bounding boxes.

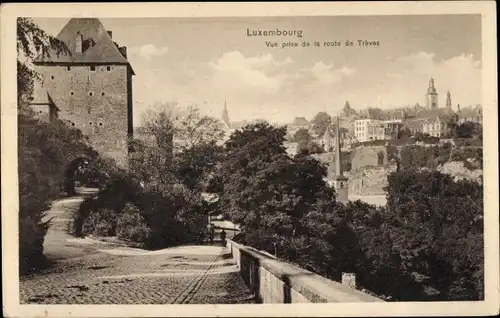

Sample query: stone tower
[425,77,438,110]
[31,18,135,167]
[446,91,452,109]
[333,115,349,203]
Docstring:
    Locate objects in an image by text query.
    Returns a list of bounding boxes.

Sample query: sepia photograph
[1,2,498,317]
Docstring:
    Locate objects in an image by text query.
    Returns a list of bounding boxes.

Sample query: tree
[293,128,311,144]
[17,18,69,111]
[214,122,333,252]
[173,141,224,192]
[454,122,482,139]
[310,112,332,136]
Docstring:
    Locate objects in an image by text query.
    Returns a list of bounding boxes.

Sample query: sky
[33,15,482,125]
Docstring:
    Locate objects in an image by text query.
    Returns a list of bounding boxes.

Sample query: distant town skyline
[33,14,482,125]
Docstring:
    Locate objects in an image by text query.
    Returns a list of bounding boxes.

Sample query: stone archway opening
[63,156,100,196]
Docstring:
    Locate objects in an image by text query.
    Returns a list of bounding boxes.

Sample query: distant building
[353,118,402,142]
[405,107,456,138]
[287,116,310,136]
[321,124,354,152]
[31,18,135,167]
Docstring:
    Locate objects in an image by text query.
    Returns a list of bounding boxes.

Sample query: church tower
[425,77,439,110]
[222,99,231,129]
[333,115,349,203]
[446,91,452,109]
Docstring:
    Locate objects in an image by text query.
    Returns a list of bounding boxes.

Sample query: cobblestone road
[20,193,255,304]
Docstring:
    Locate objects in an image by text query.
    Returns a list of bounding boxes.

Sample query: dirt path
[21,191,255,304]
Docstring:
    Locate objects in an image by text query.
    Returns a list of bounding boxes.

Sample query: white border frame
[2,2,498,317]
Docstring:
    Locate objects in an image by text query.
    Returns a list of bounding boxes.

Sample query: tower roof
[34,18,135,74]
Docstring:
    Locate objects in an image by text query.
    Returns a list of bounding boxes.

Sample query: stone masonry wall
[35,64,131,167]
[349,165,397,196]
[351,145,388,172]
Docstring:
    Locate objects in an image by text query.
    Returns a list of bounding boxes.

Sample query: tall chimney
[119,46,127,59]
[75,31,83,54]
[335,115,343,177]
[107,30,113,39]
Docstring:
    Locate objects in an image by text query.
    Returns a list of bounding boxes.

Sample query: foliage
[213,122,334,243]
[172,141,224,191]
[451,122,483,140]
[310,112,331,136]
[116,203,152,243]
[293,128,325,155]
[223,122,483,301]
[413,132,440,144]
[82,208,118,237]
[75,104,215,248]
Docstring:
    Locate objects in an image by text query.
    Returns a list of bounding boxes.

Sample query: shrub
[82,208,117,236]
[116,203,151,243]
[19,216,50,275]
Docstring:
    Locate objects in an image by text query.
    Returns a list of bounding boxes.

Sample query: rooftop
[34,18,135,74]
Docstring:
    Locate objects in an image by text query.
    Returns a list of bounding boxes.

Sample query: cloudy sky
[33,15,481,124]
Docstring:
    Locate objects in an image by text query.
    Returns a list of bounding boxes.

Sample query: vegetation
[73,103,222,249]
[293,128,325,155]
[17,18,100,275]
[310,112,332,136]
[217,122,484,301]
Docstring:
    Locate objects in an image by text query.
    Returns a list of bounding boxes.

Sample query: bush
[82,208,117,236]
[19,216,50,275]
[116,203,151,243]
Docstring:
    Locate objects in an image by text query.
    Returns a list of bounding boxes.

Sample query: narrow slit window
[71,122,75,127]
[99,122,103,126]
[51,76,54,80]
[70,91,74,96]
[107,66,111,71]
[89,92,93,96]
[90,66,96,71]
[89,122,93,126]
[101,92,105,96]
[66,66,71,71]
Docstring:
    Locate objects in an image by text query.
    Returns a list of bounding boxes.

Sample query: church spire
[222,99,231,129]
[446,91,452,109]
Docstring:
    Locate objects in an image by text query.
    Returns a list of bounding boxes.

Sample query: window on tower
[107,66,111,71]
[66,66,71,71]
[90,66,96,71]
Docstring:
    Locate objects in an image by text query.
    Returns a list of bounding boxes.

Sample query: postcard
[1,2,498,317]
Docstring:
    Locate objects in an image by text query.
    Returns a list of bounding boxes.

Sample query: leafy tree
[293,128,311,144]
[173,141,224,192]
[310,112,332,136]
[215,122,334,256]
[454,122,482,139]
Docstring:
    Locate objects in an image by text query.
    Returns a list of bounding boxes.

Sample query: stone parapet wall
[226,240,383,303]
